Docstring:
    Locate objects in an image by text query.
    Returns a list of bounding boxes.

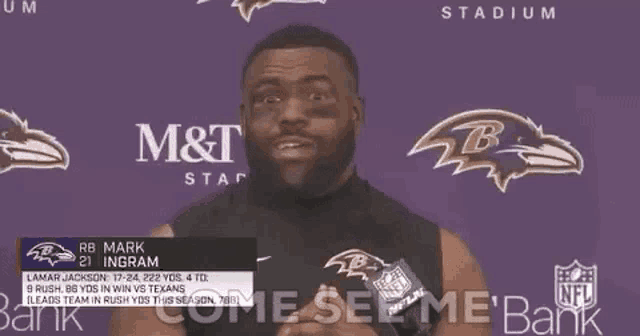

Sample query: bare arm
[108,224,187,336]
[432,228,491,336]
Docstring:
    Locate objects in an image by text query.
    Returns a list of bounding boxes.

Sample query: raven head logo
[408,109,584,193]
[197,0,327,22]
[26,242,76,266]
[0,109,69,175]
[324,249,390,281]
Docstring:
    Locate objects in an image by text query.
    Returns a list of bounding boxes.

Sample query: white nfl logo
[373,266,411,302]
[554,259,598,311]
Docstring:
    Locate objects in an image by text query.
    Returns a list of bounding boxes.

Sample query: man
[110,24,491,336]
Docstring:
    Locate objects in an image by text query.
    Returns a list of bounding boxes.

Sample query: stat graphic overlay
[18,237,256,307]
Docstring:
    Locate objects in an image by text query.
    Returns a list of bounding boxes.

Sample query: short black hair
[241,23,359,93]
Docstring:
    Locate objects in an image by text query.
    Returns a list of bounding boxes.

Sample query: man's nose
[278,97,309,128]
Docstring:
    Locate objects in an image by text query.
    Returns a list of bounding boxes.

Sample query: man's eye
[262,96,281,104]
[309,93,329,101]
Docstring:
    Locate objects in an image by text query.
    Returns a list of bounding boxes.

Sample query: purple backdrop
[1,0,638,335]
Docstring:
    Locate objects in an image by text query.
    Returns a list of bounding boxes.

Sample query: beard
[244,121,356,198]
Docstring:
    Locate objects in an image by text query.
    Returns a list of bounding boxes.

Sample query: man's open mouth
[272,136,316,160]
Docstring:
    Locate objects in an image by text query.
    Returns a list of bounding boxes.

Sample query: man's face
[242,47,361,195]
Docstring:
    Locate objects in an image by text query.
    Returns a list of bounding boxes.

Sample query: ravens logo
[324,249,390,281]
[408,109,584,193]
[27,242,76,266]
[0,109,69,175]
[231,0,271,22]
[197,0,327,22]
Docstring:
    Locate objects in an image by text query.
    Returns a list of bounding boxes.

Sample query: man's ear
[238,103,247,138]
[352,95,365,136]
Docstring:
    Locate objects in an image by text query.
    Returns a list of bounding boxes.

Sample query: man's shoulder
[362,178,440,236]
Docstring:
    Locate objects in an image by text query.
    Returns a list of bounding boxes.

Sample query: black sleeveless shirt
[171,176,443,335]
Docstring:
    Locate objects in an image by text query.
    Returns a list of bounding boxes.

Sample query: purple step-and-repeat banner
[1,0,638,335]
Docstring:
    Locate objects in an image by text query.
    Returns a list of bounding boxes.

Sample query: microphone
[364,259,433,335]
[324,250,437,336]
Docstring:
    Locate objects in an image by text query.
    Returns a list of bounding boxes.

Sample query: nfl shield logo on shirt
[373,266,412,302]
[554,259,598,311]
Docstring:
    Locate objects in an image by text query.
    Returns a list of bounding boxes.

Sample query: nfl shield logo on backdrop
[554,259,598,310]
[373,266,411,302]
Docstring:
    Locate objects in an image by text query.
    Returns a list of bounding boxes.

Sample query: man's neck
[314,163,356,198]
[247,164,357,205]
